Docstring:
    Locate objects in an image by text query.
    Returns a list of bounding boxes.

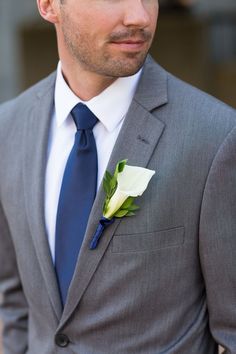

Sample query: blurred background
[0,0,236,108]
[0,0,235,352]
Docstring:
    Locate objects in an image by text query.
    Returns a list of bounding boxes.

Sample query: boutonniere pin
[89,159,155,250]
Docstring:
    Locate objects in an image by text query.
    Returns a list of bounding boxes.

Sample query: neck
[60,59,117,101]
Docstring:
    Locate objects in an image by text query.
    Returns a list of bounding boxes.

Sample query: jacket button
[55,333,70,347]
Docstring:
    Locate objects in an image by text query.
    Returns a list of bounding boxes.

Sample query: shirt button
[55,333,70,347]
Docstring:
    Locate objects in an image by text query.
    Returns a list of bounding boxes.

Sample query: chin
[104,53,148,78]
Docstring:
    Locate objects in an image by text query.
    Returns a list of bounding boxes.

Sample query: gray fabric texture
[0,56,236,353]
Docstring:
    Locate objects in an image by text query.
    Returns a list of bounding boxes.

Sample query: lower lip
[110,41,146,51]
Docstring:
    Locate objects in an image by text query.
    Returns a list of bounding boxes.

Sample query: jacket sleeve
[199,125,236,353]
[0,201,28,354]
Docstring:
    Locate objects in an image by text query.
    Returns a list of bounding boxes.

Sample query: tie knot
[71,103,98,130]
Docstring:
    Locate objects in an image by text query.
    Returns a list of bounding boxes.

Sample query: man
[0,0,236,353]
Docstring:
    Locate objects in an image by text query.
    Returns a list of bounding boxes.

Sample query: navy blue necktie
[55,103,98,306]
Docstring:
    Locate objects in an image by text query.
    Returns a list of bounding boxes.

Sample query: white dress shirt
[45,62,142,261]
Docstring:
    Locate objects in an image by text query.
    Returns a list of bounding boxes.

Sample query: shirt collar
[54,61,142,132]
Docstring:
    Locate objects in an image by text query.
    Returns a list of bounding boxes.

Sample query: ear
[37,0,59,24]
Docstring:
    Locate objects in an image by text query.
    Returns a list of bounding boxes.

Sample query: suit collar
[134,55,168,111]
[23,76,63,321]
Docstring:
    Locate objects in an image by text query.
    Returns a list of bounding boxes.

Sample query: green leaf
[126,211,136,217]
[114,159,127,180]
[109,176,117,192]
[128,204,140,211]
[103,197,110,214]
[105,170,113,183]
[114,209,129,218]
[103,170,118,199]
[103,170,114,196]
[120,197,134,209]
[117,159,128,173]
[103,160,127,200]
[103,178,110,195]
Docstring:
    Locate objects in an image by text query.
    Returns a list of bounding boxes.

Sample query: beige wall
[151,12,236,108]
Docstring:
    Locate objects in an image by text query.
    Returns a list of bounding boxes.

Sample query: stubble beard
[101,49,150,78]
[61,19,154,78]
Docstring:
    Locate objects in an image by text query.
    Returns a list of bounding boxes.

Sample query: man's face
[57,0,159,78]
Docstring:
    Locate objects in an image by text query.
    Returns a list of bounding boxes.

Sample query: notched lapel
[23,76,63,321]
[60,58,168,326]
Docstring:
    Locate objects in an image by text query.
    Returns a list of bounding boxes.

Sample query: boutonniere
[89,159,155,250]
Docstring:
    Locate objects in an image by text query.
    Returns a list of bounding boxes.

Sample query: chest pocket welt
[111,226,185,253]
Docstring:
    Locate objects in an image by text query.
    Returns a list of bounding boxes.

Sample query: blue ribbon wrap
[89,216,115,250]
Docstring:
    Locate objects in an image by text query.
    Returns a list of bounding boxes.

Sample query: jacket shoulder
[143,57,236,151]
[166,71,236,123]
[0,72,56,122]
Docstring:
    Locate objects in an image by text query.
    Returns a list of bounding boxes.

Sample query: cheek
[79,4,121,36]
[90,12,118,35]
[151,13,158,31]
[146,1,159,27]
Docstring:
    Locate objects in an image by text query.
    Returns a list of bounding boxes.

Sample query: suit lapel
[23,74,63,321]
[60,57,168,327]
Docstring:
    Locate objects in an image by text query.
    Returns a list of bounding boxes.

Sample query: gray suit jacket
[1,56,236,354]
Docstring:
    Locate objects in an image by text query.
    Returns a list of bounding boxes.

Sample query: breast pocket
[111,226,185,253]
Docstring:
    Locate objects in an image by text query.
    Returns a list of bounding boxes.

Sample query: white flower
[104,165,155,219]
